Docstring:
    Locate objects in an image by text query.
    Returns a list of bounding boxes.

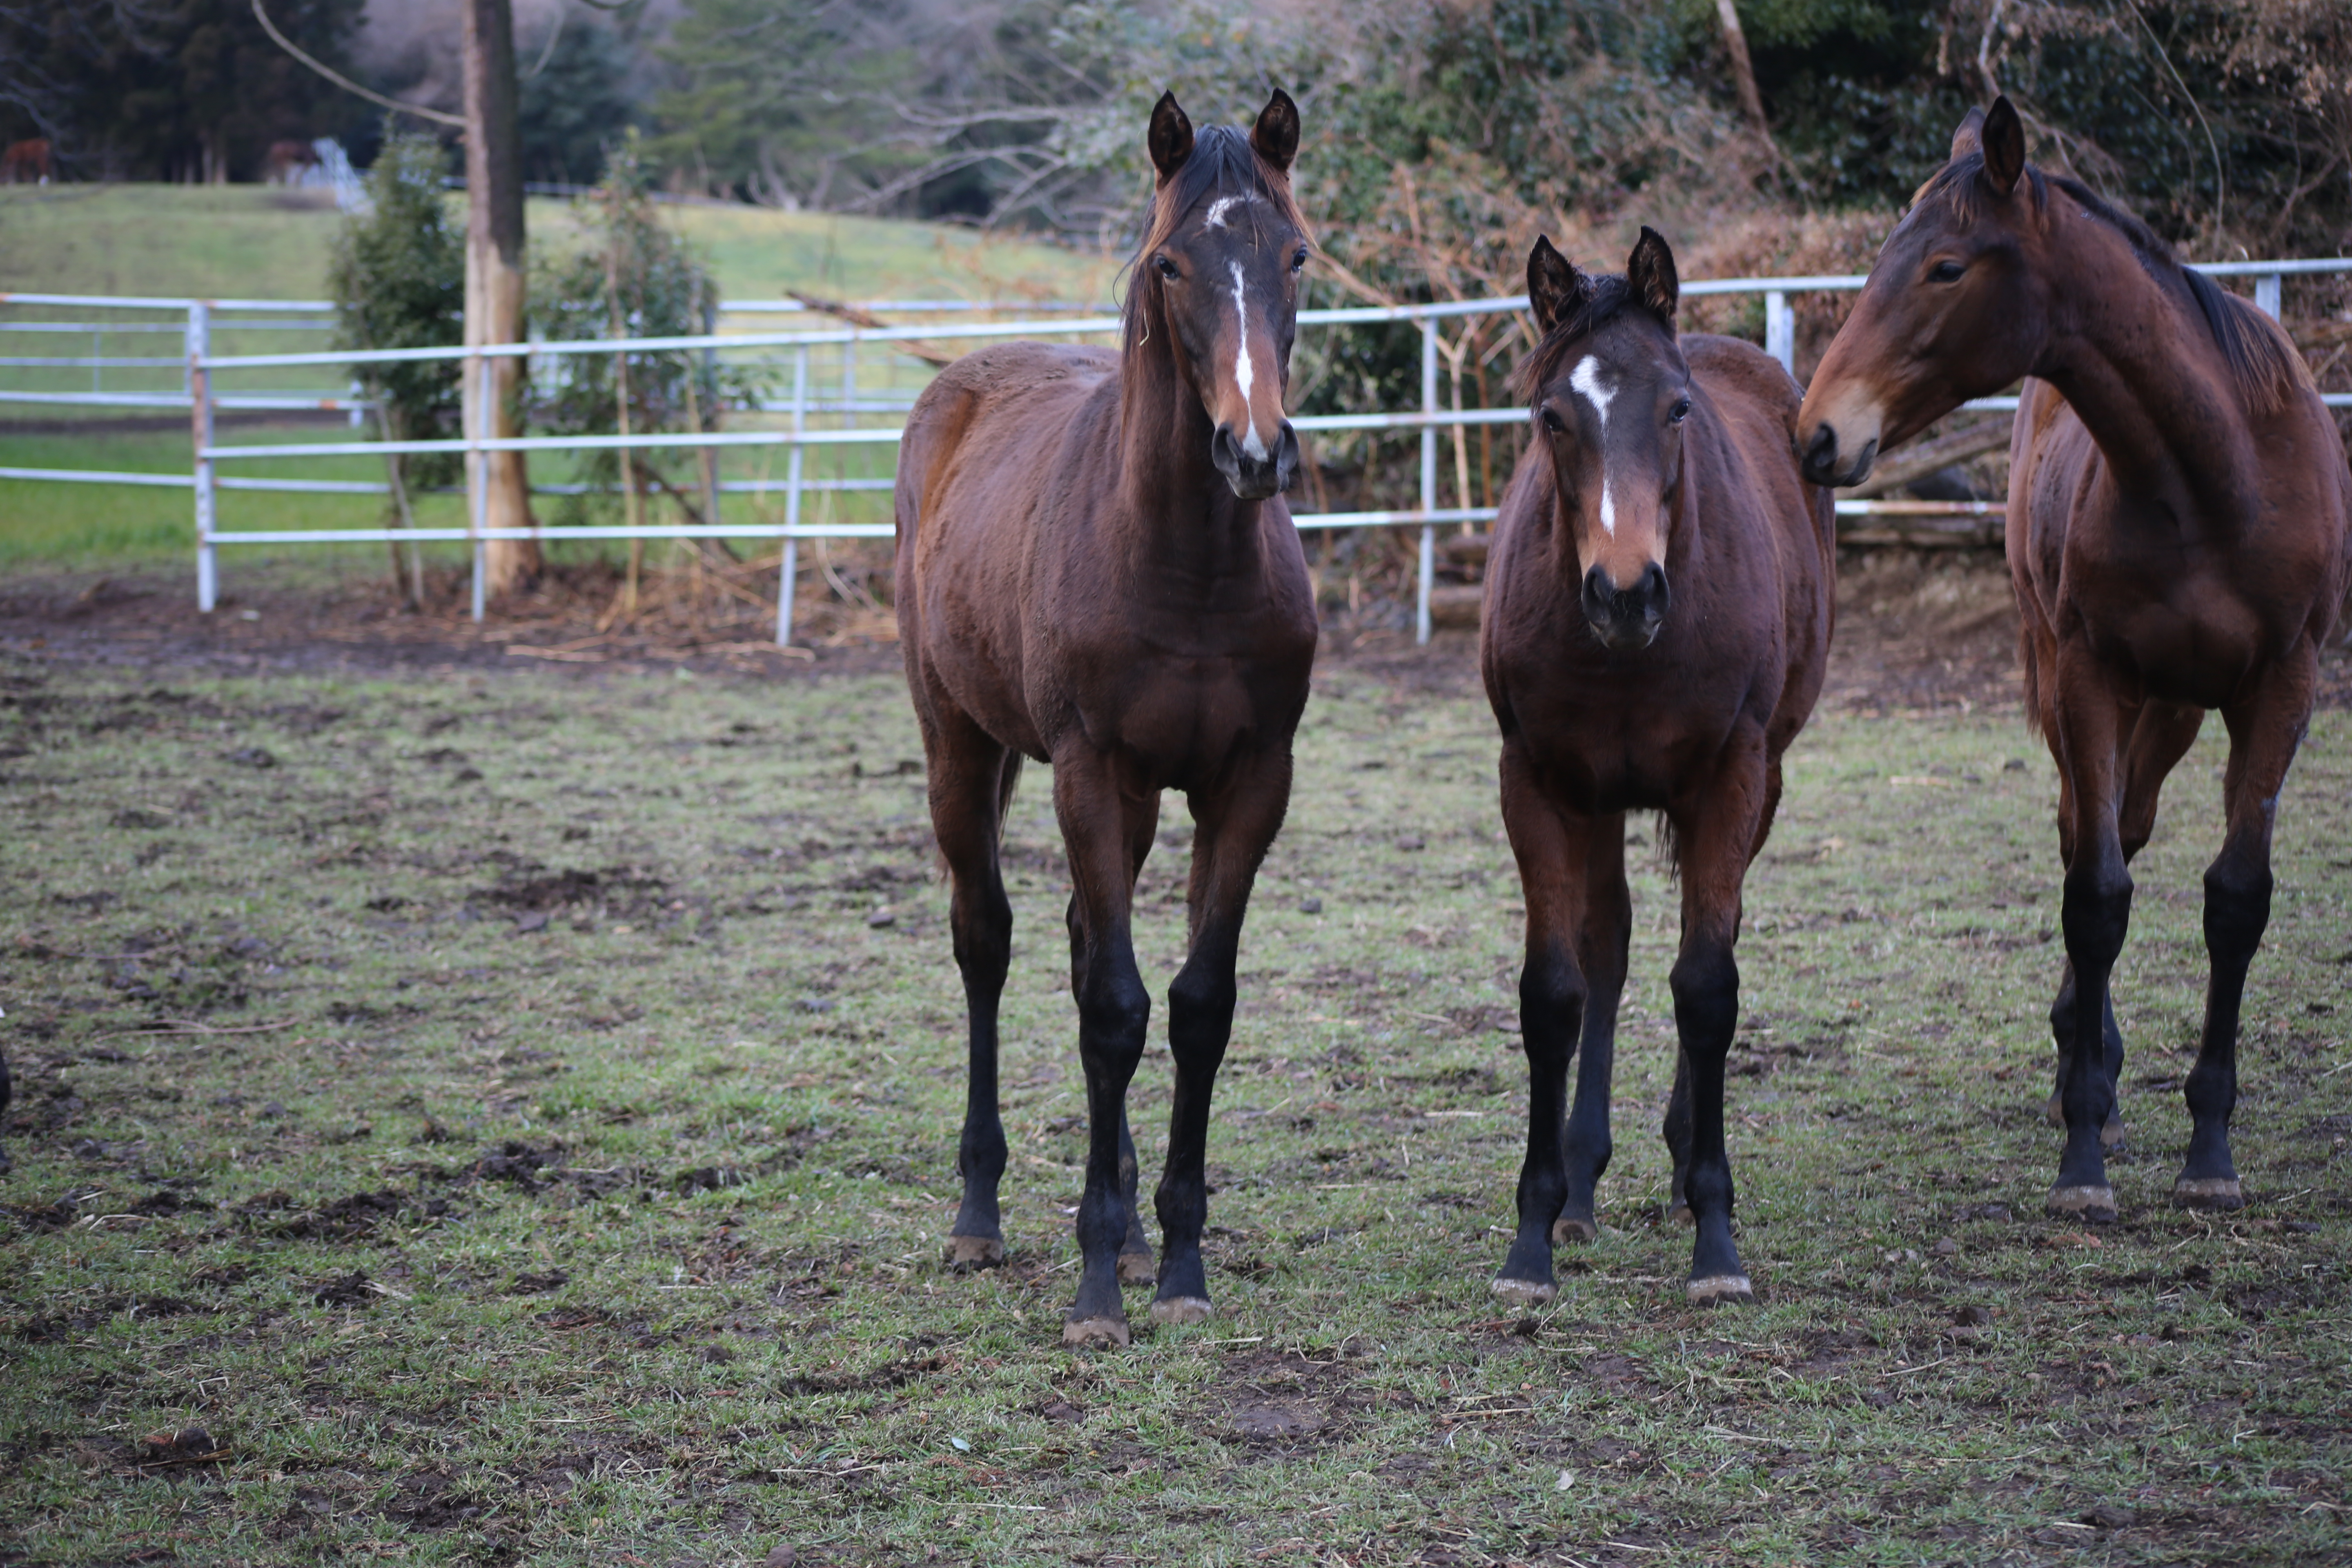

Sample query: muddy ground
[2,550,2348,1566]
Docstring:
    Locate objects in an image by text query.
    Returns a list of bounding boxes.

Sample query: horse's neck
[1113,338,1266,580]
[2036,213,2261,521]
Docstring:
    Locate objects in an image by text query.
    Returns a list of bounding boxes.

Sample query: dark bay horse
[894,91,1318,1346]
[1798,99,2350,1221]
[1483,232,1835,1305]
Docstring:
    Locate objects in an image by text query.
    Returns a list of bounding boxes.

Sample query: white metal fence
[5,257,2348,644]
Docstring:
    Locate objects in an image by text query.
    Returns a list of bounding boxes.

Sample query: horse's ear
[1949,105,1987,163]
[1980,95,2025,195]
[1526,236,1592,335]
[1251,88,1299,176]
[1149,92,1195,184]
[1627,226,1679,330]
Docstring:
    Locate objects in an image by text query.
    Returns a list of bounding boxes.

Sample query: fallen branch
[1839,416,2015,499]
[786,293,957,368]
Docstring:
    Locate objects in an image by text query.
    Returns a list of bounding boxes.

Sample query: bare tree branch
[251,0,466,127]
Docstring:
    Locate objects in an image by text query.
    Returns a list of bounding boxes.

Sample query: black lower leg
[948,878,1011,1261]
[1069,958,1149,1334]
[1662,1052,1693,1224]
[2052,859,2130,1213]
[2045,963,2126,1146]
[1498,946,1581,1294]
[1670,942,1746,1298]
[1115,1109,1153,1278]
[2180,851,2269,1196]
[1152,950,1235,1314]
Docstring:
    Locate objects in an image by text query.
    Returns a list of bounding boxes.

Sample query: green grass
[0,186,1114,306]
[2,652,2348,1564]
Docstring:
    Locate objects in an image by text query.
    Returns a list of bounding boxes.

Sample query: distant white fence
[4,257,2347,644]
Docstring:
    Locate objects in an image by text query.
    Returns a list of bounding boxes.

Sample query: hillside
[0,185,1119,306]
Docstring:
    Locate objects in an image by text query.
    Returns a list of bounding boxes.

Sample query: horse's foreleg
[1556,813,1630,1245]
[2045,702,2201,1148]
[1151,752,1292,1327]
[2047,663,2130,1223]
[1054,752,1153,1347]
[930,733,1019,1268]
[2178,656,2312,1209]
[1666,730,1770,1306]
[1492,746,1592,1304]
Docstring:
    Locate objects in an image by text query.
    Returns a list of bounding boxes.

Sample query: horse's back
[1686,335,1837,735]
[897,342,1118,557]
[895,343,1120,739]
[2007,359,2351,714]
[1684,334,1834,565]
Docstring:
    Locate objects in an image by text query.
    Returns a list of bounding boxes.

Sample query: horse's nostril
[1801,423,1839,481]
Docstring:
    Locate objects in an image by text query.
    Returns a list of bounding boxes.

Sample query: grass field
[0,186,1116,307]
[2,647,2347,1566]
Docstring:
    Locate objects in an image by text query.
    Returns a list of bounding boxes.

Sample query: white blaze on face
[1569,354,1617,537]
[1204,194,1250,230]
[1228,260,1265,460]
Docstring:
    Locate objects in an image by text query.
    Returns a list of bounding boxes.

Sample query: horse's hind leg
[1492,745,1592,1304]
[1665,726,1773,1306]
[2044,702,2200,1147]
[2177,657,2312,1210]
[1555,814,1629,1245]
[1146,751,1291,1326]
[1116,797,1160,1286]
[928,718,1020,1269]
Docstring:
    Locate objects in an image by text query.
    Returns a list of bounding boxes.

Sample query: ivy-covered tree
[328,131,466,605]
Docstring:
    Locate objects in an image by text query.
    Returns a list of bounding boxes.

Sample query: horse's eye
[1539,406,1564,434]
[1154,256,1181,281]
[1929,260,1965,283]
[1669,398,1692,425]
[1291,246,1309,272]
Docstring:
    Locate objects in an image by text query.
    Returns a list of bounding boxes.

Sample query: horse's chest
[1502,661,1761,814]
[1102,660,1277,778]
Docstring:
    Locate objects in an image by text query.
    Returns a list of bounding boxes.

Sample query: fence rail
[5,258,2348,644]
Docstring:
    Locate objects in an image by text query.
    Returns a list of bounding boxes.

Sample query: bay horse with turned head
[894,90,1317,1346]
[1799,98,2350,1222]
[1483,230,1835,1306]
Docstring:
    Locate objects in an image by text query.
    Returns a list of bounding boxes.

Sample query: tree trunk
[1714,0,1775,143]
[461,0,539,596]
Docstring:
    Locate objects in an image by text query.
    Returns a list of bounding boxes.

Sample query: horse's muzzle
[1213,421,1299,501]
[1581,562,1669,651]
[1799,423,1877,489]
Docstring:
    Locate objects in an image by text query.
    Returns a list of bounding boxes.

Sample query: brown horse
[1798,98,2350,1221]
[894,91,1318,1346]
[1483,231,1835,1305]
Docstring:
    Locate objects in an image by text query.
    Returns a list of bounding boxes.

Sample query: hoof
[945,1234,1004,1270]
[1149,1295,1213,1327]
[1061,1315,1131,1349]
[1551,1215,1601,1246]
[1665,1203,1694,1229]
[1117,1250,1157,1287]
[2045,1185,2117,1223]
[1686,1274,1754,1307]
[1490,1276,1556,1306]
[2172,1177,2243,1212]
